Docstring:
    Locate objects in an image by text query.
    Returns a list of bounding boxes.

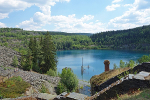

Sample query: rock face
[89,62,150,100]
[0,46,21,67]
[54,92,88,100]
[13,70,60,95]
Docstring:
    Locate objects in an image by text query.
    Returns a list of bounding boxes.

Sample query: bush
[12,55,19,67]
[60,68,78,92]
[0,76,30,98]
[40,84,48,93]
[119,60,125,68]
[138,55,150,63]
[47,68,57,76]
[113,63,118,69]
[56,82,67,95]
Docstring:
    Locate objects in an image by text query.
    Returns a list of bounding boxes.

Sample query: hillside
[90,25,150,51]
[0,28,96,53]
[1,25,150,52]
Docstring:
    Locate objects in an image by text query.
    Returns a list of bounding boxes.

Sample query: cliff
[89,63,150,99]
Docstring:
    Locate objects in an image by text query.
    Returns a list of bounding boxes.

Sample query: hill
[90,25,150,51]
[0,28,95,53]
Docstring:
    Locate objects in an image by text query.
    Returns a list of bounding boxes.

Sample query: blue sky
[0,0,150,33]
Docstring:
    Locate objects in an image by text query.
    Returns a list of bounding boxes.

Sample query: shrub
[113,63,118,69]
[10,76,22,82]
[56,82,67,95]
[60,68,78,92]
[12,55,19,67]
[46,68,57,76]
[0,76,30,98]
[119,60,125,68]
[40,84,48,93]
[138,55,150,63]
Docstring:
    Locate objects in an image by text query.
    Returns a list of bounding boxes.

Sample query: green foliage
[10,76,22,82]
[22,32,58,73]
[41,32,57,73]
[138,55,150,63]
[0,76,30,98]
[113,63,118,69]
[56,68,78,94]
[47,69,57,76]
[90,25,150,51]
[40,84,48,93]
[56,82,67,95]
[59,68,78,93]
[119,60,125,68]
[117,71,129,79]
[125,60,135,68]
[21,49,33,71]
[12,55,19,67]
[80,85,83,89]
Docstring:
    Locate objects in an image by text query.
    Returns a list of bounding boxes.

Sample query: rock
[0,46,21,67]
[37,93,57,100]
[54,92,88,100]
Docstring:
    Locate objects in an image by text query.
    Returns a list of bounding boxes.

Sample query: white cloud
[107,0,150,30]
[0,22,6,27]
[134,0,150,10]
[106,4,120,11]
[81,15,94,21]
[112,0,123,3]
[17,13,103,33]
[0,0,32,19]
[0,0,70,19]
[16,18,42,30]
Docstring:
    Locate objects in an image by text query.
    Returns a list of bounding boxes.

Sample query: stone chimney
[104,60,110,72]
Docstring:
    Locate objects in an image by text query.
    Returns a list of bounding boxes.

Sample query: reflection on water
[57,50,150,81]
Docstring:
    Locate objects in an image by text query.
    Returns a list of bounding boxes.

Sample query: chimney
[104,60,110,72]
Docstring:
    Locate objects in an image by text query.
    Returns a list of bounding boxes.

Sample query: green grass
[40,84,49,93]
[0,76,30,98]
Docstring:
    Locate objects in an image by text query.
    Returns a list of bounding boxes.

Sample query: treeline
[52,35,94,50]
[0,28,96,52]
[90,25,150,51]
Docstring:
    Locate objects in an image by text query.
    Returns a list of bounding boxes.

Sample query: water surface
[57,50,150,81]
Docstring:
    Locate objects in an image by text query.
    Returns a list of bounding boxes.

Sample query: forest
[90,25,150,51]
[0,24,150,54]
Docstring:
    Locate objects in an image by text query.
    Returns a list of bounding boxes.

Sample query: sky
[0,0,150,33]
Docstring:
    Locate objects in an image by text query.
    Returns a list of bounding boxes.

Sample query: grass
[111,88,150,100]
[0,76,30,98]
[90,67,130,87]
[80,85,83,89]
[40,84,49,93]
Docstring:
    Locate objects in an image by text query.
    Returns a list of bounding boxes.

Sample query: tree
[12,55,19,67]
[119,60,125,68]
[113,63,118,69]
[138,55,150,63]
[41,32,57,73]
[57,68,78,93]
[21,49,33,71]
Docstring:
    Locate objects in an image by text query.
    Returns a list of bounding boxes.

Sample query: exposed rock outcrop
[0,46,21,67]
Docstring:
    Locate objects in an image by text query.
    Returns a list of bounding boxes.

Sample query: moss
[90,67,130,87]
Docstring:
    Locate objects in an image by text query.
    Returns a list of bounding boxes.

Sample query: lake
[57,50,150,81]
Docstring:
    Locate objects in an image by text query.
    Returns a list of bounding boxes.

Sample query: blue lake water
[56,50,150,81]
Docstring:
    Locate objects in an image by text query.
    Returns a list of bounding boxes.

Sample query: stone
[37,93,57,100]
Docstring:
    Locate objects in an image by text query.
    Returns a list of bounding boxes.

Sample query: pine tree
[41,32,57,73]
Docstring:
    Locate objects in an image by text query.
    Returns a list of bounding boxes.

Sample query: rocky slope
[0,46,21,67]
